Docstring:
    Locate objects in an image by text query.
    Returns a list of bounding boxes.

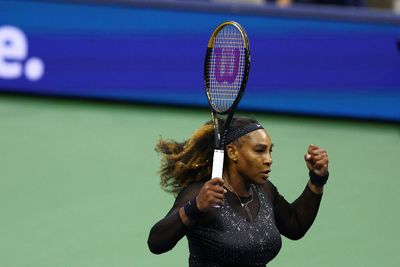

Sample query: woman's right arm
[147,178,225,254]
[147,206,188,254]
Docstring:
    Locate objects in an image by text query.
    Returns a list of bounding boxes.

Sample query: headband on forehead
[224,122,264,145]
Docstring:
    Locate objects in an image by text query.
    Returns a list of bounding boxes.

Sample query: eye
[255,147,266,153]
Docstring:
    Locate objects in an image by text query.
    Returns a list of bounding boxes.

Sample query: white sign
[0,25,44,81]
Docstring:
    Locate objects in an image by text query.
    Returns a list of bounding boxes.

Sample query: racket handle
[211,149,224,179]
[211,149,224,209]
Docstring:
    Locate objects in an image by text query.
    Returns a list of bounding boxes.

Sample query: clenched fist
[304,144,329,177]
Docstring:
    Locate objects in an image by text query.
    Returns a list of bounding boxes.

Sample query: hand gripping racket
[204,21,251,180]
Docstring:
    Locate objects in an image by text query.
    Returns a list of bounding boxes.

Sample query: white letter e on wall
[0,25,28,79]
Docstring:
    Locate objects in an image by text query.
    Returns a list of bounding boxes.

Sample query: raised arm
[270,181,323,240]
[269,144,329,240]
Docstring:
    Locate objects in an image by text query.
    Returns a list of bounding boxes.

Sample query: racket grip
[211,149,224,179]
[211,149,224,208]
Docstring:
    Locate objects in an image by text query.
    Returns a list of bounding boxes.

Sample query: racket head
[204,21,251,115]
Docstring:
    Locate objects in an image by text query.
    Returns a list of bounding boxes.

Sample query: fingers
[314,158,328,169]
[204,186,226,200]
[209,192,225,206]
[308,144,327,155]
[210,177,225,187]
[305,144,329,173]
[307,144,319,154]
[200,190,225,209]
[305,145,323,162]
[207,178,226,194]
[310,153,327,162]
[307,145,328,159]
[197,178,227,211]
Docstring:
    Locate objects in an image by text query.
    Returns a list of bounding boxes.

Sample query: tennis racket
[204,21,251,180]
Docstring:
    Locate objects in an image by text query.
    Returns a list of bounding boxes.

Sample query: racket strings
[207,24,246,113]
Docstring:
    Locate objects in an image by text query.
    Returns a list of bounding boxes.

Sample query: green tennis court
[1,94,399,267]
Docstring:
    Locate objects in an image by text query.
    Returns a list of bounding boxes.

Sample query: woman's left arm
[271,145,329,240]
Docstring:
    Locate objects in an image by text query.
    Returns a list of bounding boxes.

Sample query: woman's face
[234,129,273,185]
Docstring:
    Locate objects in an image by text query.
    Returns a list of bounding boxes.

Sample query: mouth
[261,170,271,178]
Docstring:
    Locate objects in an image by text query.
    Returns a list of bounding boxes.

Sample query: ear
[226,143,238,162]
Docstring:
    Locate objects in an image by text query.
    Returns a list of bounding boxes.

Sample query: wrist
[183,197,205,222]
[307,180,324,195]
[309,171,329,187]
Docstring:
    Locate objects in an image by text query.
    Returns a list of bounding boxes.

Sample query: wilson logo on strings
[214,47,240,84]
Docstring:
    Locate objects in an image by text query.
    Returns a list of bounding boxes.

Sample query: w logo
[214,47,240,84]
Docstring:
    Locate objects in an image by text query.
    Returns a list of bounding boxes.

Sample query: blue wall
[0,0,399,121]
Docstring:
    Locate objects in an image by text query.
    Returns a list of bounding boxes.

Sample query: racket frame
[204,21,251,179]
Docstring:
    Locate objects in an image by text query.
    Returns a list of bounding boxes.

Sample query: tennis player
[148,117,329,267]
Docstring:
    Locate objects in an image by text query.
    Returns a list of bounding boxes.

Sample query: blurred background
[0,0,399,266]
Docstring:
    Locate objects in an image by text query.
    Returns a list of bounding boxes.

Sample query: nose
[264,152,272,166]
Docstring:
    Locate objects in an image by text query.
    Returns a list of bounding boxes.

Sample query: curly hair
[156,117,259,195]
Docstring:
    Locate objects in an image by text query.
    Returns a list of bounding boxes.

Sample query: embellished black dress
[148,179,322,267]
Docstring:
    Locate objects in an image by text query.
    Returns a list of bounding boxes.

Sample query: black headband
[225,122,264,145]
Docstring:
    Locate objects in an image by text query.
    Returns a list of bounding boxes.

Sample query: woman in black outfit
[148,117,329,267]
